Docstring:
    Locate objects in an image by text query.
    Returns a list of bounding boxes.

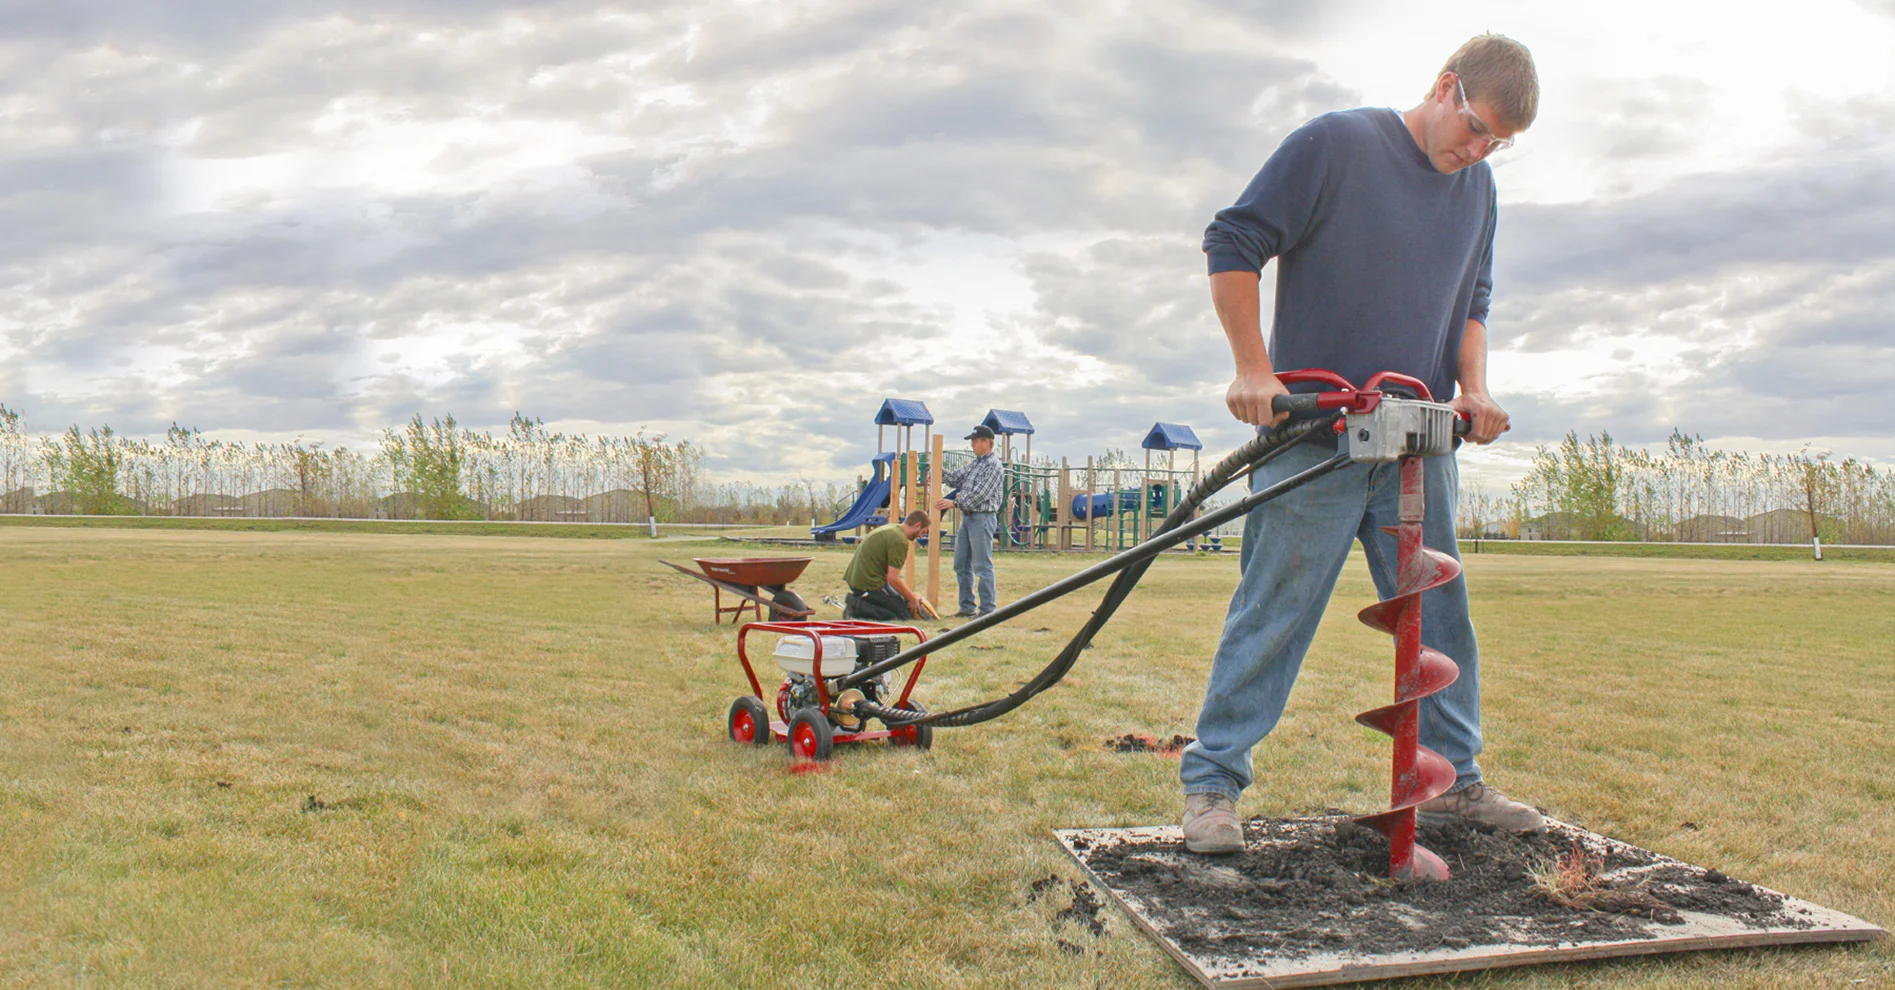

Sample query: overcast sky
[3,0,1891,490]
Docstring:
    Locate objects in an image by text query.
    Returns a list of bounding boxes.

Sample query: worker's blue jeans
[953,510,999,615]
[1180,440,1483,802]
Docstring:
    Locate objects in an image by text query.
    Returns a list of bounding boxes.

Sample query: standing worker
[935,425,1004,618]
[841,511,931,620]
[1181,35,1545,854]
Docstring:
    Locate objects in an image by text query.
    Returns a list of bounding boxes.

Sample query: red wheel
[788,707,833,761]
[775,681,793,723]
[891,700,933,751]
[728,697,770,746]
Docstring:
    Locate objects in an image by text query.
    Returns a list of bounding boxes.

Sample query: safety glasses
[1455,75,1514,156]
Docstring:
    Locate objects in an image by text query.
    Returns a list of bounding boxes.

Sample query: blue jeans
[1180,440,1483,801]
[953,510,999,615]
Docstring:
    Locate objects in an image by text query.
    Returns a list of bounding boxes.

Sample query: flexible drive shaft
[844,411,1346,728]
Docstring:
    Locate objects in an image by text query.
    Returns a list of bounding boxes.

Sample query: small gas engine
[726,620,933,760]
[772,633,901,730]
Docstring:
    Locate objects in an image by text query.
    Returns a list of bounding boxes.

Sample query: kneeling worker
[841,510,930,620]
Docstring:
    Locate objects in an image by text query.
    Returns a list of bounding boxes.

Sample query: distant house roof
[874,399,933,426]
[1142,422,1202,451]
[981,409,1034,436]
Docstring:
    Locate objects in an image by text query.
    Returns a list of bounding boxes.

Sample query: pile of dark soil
[1071,813,1812,962]
[1029,873,1110,955]
[1105,733,1195,754]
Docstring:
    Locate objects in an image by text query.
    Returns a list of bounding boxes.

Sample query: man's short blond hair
[1432,34,1539,131]
[903,510,930,528]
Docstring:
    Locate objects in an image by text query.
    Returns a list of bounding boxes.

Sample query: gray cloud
[1021,236,1230,388]
[1569,76,1712,162]
[1498,151,1895,297]
[0,0,1889,484]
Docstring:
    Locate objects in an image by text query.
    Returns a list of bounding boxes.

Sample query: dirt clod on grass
[1075,814,1812,963]
[1054,879,1108,937]
[301,794,363,813]
[1029,874,1109,942]
[1105,733,1194,754]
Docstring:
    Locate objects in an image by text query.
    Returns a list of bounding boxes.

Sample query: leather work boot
[1182,793,1244,854]
[1417,782,1545,832]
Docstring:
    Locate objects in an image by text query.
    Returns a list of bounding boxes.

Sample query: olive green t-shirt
[843,524,910,592]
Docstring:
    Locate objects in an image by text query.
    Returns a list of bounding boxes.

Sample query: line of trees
[0,407,852,525]
[5,408,1890,540]
[1460,429,1895,544]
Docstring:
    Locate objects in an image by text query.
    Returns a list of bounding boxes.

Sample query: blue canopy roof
[981,409,1035,436]
[874,399,933,427]
[1142,422,1202,451]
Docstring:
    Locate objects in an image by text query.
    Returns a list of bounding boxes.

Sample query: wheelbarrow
[659,557,816,624]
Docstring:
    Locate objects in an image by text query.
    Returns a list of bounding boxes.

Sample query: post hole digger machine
[725,370,1469,881]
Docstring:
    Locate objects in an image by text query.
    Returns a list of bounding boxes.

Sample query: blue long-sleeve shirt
[942,452,1004,513]
[1203,108,1496,403]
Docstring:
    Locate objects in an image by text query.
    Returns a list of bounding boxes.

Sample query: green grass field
[1,528,1890,989]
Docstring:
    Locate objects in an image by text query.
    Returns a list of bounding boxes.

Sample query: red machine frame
[732,619,932,754]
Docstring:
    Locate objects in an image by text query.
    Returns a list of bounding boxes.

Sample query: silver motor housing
[1343,397,1460,463]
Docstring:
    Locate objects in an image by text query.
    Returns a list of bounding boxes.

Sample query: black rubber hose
[847,413,1346,728]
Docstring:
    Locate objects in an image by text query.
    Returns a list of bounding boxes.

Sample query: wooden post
[1141,449,1153,545]
[1113,467,1123,550]
[928,433,943,607]
[904,448,919,590]
[1192,452,1202,551]
[1085,456,1096,553]
[1057,458,1072,551]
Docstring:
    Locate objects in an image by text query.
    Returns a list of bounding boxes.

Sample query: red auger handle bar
[1268,369,1472,436]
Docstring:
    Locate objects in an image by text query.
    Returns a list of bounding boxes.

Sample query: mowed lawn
[1,529,1889,990]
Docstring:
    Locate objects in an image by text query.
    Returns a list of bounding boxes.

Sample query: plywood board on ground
[1054,816,1884,989]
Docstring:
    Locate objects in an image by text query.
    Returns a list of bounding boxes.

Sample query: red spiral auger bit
[1352,453,1463,881]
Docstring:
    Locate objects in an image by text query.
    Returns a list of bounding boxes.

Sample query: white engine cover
[772,635,859,679]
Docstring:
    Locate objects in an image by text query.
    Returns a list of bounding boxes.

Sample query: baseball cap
[964,425,996,440]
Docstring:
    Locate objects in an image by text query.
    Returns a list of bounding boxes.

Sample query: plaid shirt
[943,452,1004,513]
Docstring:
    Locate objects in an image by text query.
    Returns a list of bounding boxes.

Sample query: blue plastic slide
[812,453,897,540]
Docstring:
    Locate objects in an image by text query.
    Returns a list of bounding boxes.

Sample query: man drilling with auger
[1181,35,1547,853]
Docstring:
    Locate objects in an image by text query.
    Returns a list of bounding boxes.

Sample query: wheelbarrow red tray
[658,557,816,623]
[692,557,813,587]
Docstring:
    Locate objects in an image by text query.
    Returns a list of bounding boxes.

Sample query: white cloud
[1,0,1890,495]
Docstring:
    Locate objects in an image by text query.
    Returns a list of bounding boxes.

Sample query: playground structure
[811,399,1218,614]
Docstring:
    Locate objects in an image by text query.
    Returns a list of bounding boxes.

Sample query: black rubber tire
[893,700,933,751]
[768,587,809,622]
[788,706,834,761]
[728,697,771,746]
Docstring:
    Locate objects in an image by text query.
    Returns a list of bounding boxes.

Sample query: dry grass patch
[0,529,1889,989]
